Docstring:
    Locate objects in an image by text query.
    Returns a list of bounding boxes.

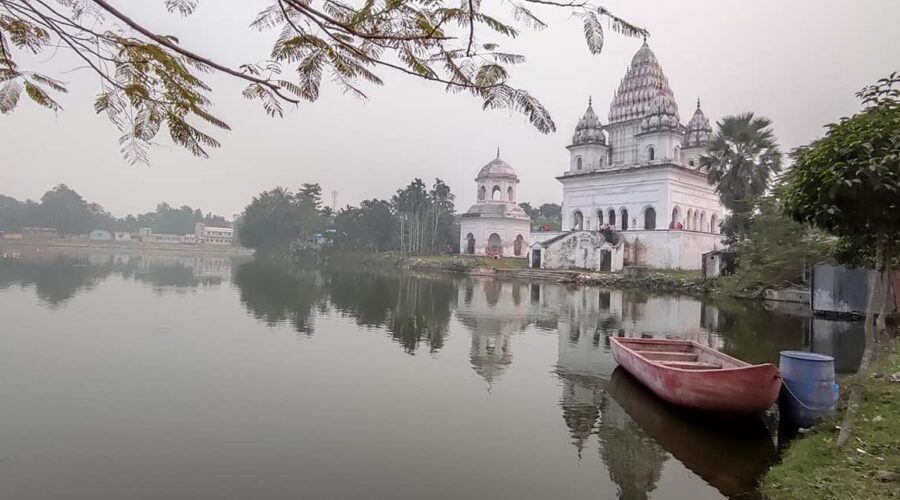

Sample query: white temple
[459,153,531,258]
[548,39,724,270]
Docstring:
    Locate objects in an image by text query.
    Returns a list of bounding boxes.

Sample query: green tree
[238,187,301,256]
[0,1,645,164]
[700,113,783,240]
[781,73,900,447]
[334,198,398,252]
[720,197,833,295]
[39,184,92,235]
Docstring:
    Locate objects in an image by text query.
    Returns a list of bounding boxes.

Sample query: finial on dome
[588,95,592,107]
[697,97,701,110]
[496,147,500,159]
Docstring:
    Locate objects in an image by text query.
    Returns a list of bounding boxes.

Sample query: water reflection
[0,248,237,306]
[0,250,868,499]
[608,368,776,499]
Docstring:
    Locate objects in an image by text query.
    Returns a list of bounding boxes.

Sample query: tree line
[0,184,229,235]
[238,179,463,257]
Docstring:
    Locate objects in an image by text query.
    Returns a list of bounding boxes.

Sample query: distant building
[1,232,24,240]
[138,227,153,237]
[23,227,59,239]
[459,154,531,258]
[194,223,233,245]
[114,232,133,242]
[89,230,113,241]
[142,233,182,245]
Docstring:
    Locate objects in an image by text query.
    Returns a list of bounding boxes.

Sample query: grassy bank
[761,337,900,499]
[401,255,528,272]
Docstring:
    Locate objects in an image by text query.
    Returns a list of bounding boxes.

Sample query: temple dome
[608,40,678,124]
[571,98,606,145]
[477,156,518,180]
[640,93,681,132]
[683,99,713,148]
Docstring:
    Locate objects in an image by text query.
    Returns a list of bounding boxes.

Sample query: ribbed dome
[608,40,678,124]
[683,99,712,147]
[640,93,681,132]
[571,98,606,145]
[477,156,518,180]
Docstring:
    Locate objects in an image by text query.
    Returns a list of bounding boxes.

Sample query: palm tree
[700,112,782,240]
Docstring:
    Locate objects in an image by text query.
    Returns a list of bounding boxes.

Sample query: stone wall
[622,230,723,270]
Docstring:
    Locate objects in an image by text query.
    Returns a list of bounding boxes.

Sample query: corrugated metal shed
[811,264,873,317]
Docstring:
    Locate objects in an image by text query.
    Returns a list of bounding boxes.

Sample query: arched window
[686,209,693,230]
[710,214,718,234]
[688,159,695,167]
[596,210,604,226]
[693,211,700,231]
[621,209,629,230]
[478,186,486,201]
[674,146,681,161]
[644,207,656,230]
[700,212,707,233]
[598,157,604,167]
[671,207,680,228]
[466,233,475,254]
[514,235,524,256]
[491,185,501,201]
[575,157,583,170]
[507,186,514,202]
[608,209,616,227]
[648,146,655,161]
[573,211,584,231]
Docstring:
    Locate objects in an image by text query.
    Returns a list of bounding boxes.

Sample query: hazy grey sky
[2,0,899,218]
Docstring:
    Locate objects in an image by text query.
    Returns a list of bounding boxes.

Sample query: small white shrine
[460,153,531,258]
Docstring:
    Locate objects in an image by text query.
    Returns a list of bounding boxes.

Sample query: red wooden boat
[610,337,782,413]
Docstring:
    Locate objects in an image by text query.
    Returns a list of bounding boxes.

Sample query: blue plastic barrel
[779,351,839,428]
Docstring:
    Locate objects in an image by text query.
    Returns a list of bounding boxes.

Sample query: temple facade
[554,40,725,270]
[460,154,531,258]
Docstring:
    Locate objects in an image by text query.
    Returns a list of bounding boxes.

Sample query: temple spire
[697,97,701,109]
[496,147,500,159]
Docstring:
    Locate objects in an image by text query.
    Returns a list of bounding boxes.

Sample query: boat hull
[611,338,782,413]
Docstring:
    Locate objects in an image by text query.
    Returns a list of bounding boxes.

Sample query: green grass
[646,268,702,280]
[761,338,900,499]
[403,254,528,271]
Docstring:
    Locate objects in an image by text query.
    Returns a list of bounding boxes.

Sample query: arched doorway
[671,207,680,228]
[491,186,501,200]
[693,211,700,231]
[488,233,502,257]
[686,209,693,230]
[596,210,604,227]
[621,209,629,230]
[466,233,475,254]
[478,186,486,201]
[700,212,707,233]
[573,211,584,231]
[710,214,718,234]
[644,207,656,230]
[507,187,514,202]
[608,209,616,227]
[514,235,524,256]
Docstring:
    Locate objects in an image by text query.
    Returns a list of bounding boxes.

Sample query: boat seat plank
[636,351,699,362]
[659,361,722,370]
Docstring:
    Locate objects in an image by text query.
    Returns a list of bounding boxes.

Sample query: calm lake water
[0,248,865,500]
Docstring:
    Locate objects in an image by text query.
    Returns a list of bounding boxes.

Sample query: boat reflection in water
[608,367,777,498]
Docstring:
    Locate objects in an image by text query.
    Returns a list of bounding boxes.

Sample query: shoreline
[388,254,714,295]
[761,337,899,499]
[0,239,254,256]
